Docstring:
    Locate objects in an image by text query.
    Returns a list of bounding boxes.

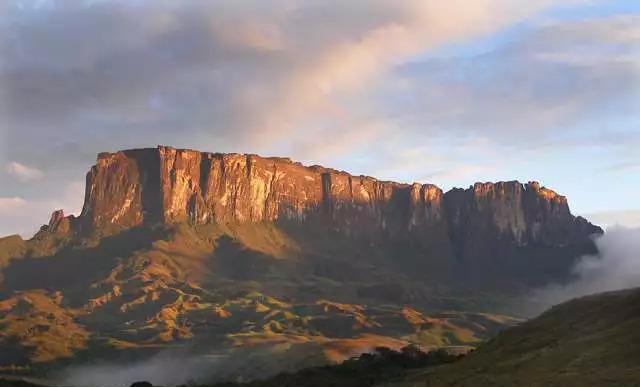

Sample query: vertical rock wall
[75,146,600,251]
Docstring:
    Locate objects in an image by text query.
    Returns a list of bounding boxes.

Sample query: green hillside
[388,287,640,387]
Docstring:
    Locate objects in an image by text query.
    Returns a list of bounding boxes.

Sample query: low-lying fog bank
[527,226,640,315]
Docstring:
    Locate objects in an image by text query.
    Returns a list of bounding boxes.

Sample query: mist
[56,351,214,387]
[528,226,640,315]
[54,344,322,387]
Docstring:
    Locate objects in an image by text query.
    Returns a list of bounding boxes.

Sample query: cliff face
[79,146,446,237]
[444,181,598,245]
[74,146,600,249]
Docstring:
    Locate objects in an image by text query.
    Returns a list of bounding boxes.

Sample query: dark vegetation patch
[198,345,463,387]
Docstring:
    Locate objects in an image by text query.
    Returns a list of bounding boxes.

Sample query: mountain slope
[42,146,602,289]
[389,287,640,387]
[0,223,518,377]
[79,147,600,262]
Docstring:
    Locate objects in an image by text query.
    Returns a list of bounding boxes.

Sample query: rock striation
[78,146,447,236]
[49,146,600,260]
[47,209,73,235]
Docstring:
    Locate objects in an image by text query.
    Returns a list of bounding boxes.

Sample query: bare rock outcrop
[78,146,452,239]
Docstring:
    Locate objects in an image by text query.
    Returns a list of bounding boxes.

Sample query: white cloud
[0,182,84,238]
[586,209,640,228]
[5,161,44,182]
[388,15,640,145]
[0,197,27,215]
[601,161,640,173]
[529,226,640,314]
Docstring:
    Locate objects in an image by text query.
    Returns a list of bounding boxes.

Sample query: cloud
[5,161,44,182]
[601,161,640,173]
[389,15,640,147]
[0,182,84,238]
[0,0,575,161]
[56,345,316,387]
[586,209,640,228]
[423,165,497,182]
[0,197,28,215]
[528,226,640,314]
[58,352,211,387]
[359,139,502,186]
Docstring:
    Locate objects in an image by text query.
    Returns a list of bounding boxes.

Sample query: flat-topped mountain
[0,146,602,378]
[46,146,600,277]
[66,146,598,238]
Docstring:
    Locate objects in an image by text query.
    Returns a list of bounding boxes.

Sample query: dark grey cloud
[0,1,425,160]
[1,1,263,155]
[0,1,572,164]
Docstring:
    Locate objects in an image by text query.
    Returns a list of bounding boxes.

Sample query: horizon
[1,0,639,236]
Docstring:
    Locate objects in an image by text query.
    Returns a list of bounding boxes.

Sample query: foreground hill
[389,287,640,387]
[0,146,602,377]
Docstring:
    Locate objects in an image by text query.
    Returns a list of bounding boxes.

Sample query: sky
[0,0,638,237]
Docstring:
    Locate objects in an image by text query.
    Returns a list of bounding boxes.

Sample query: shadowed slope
[0,222,517,377]
[0,236,26,269]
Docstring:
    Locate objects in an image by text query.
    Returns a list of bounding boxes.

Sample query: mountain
[0,146,602,380]
[43,146,601,286]
[387,287,640,387]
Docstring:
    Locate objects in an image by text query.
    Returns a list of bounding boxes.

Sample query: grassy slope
[189,288,640,387]
[388,287,640,387]
[0,235,25,269]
